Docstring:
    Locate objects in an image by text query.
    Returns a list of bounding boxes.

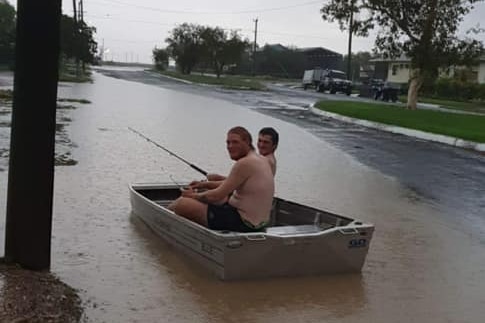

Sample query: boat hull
[130,183,374,280]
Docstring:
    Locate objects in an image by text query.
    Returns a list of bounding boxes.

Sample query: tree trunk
[215,62,223,78]
[406,68,423,110]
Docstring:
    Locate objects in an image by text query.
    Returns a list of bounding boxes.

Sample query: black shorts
[207,203,262,232]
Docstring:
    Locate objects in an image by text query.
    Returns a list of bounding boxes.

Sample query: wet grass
[315,100,485,143]
[0,89,12,105]
[55,153,78,166]
[59,73,92,83]
[156,70,266,90]
[0,89,12,100]
[58,98,91,104]
[398,95,485,114]
[57,104,77,110]
[59,65,93,83]
[0,102,79,168]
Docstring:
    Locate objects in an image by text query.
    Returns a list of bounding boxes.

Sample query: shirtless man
[168,126,274,232]
[256,127,278,175]
[207,127,279,180]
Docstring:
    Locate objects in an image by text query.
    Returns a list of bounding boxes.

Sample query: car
[316,69,352,95]
[372,80,400,102]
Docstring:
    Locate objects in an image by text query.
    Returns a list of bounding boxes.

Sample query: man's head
[226,126,254,161]
[257,127,279,156]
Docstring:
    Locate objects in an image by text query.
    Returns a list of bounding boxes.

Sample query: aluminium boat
[130,183,374,280]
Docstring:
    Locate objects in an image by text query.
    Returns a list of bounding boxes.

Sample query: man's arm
[190,180,224,190]
[196,160,249,202]
[206,173,226,181]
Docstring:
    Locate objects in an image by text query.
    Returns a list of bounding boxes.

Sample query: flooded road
[1,68,485,322]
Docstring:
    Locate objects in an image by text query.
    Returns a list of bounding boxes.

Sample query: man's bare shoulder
[264,153,276,175]
[233,151,265,168]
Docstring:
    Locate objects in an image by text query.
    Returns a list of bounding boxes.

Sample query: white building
[370,55,485,85]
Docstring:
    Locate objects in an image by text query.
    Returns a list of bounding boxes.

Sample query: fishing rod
[128,127,208,176]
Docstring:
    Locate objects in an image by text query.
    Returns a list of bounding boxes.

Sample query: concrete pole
[4,0,62,270]
[347,2,354,81]
[252,18,258,76]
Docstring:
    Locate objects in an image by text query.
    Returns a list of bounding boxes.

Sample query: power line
[85,13,176,26]
[89,0,322,15]
[85,13,334,41]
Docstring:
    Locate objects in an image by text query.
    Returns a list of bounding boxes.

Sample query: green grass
[59,72,92,83]
[57,98,91,104]
[398,95,485,114]
[59,63,93,83]
[157,70,266,90]
[0,89,12,100]
[315,100,485,143]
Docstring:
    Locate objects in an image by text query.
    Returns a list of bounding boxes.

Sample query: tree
[60,14,76,59]
[152,47,169,70]
[0,1,16,66]
[77,21,97,67]
[343,51,372,82]
[199,27,249,78]
[165,23,204,74]
[321,0,484,109]
[60,14,97,69]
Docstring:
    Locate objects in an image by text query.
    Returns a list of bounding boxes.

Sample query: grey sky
[8,1,485,64]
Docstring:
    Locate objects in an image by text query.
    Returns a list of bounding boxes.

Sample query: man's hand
[189,180,206,190]
[181,186,197,198]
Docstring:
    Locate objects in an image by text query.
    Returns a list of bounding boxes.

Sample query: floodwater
[1,68,485,322]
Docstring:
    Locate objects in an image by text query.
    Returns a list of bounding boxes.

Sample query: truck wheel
[330,88,336,94]
[303,84,308,90]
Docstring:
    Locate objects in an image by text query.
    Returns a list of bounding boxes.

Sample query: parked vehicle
[130,183,374,280]
[372,80,399,102]
[302,68,352,95]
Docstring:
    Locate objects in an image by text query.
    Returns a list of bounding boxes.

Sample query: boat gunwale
[129,183,374,238]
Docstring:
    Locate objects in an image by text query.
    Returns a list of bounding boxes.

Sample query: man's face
[257,134,275,156]
[226,133,249,160]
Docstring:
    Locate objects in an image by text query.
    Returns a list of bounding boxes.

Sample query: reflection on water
[130,214,367,323]
[1,70,485,322]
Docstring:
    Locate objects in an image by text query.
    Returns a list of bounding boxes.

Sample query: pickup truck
[302,68,352,95]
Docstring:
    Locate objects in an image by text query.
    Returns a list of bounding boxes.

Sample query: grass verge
[156,70,266,90]
[398,95,485,114]
[0,89,12,100]
[315,100,485,143]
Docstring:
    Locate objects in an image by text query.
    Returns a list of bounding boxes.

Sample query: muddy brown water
[1,69,485,322]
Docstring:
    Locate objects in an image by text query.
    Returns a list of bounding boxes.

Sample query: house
[297,47,343,70]
[370,55,485,85]
[256,44,344,78]
[260,44,343,70]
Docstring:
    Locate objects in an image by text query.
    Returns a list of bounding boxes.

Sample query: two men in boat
[206,127,279,180]
[168,126,275,232]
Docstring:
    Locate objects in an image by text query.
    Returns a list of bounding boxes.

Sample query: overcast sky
[8,0,485,64]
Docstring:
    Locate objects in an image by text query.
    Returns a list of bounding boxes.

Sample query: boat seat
[265,224,322,235]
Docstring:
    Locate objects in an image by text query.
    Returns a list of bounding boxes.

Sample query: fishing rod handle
[191,164,208,176]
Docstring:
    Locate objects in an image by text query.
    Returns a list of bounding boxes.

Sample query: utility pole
[5,0,62,270]
[252,18,258,76]
[347,1,354,81]
[78,0,84,22]
[101,38,105,61]
[72,0,77,24]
